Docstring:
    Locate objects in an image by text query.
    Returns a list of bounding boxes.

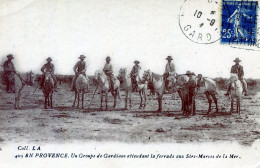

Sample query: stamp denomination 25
[179,0,229,44]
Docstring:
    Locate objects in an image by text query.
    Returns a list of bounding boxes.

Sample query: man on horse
[130,60,141,92]
[225,58,248,96]
[163,56,176,93]
[71,55,87,91]
[40,57,57,92]
[184,71,196,115]
[3,54,16,93]
[103,56,114,91]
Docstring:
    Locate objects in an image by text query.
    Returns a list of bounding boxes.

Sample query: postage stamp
[221,1,258,46]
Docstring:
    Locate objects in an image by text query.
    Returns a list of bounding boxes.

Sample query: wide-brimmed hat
[7,54,14,59]
[166,56,173,60]
[46,57,52,61]
[106,56,111,60]
[233,58,241,62]
[79,55,86,59]
[134,60,140,64]
[186,71,192,75]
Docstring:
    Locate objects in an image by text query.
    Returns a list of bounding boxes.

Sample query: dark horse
[42,71,54,109]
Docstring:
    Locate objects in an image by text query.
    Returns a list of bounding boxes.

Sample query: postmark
[179,0,230,44]
[221,1,258,45]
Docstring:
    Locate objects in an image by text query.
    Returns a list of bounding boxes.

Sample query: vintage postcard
[0,0,259,167]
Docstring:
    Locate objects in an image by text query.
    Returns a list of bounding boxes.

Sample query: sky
[0,0,259,78]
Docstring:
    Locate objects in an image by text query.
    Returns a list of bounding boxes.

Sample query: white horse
[0,71,36,109]
[14,71,36,109]
[168,74,219,114]
[72,74,89,109]
[142,70,165,112]
[94,70,121,110]
[118,68,147,109]
[229,73,243,114]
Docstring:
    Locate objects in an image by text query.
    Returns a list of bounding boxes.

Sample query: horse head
[94,70,105,85]
[142,70,152,82]
[117,68,127,82]
[230,73,240,90]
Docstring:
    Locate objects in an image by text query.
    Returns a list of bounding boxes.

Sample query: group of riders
[2,54,248,107]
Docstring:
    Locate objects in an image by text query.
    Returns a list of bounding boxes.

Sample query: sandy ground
[0,83,259,146]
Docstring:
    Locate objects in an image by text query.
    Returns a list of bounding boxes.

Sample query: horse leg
[50,93,53,108]
[230,97,234,114]
[72,91,77,107]
[237,97,241,115]
[157,93,162,112]
[100,92,103,110]
[236,97,240,114]
[205,92,212,115]
[82,92,84,109]
[105,91,108,110]
[143,89,146,109]
[129,90,132,109]
[178,90,184,111]
[139,90,143,109]
[113,90,117,108]
[44,96,48,109]
[124,91,128,110]
[77,91,80,108]
[211,92,218,113]
[118,88,122,102]
[192,96,196,115]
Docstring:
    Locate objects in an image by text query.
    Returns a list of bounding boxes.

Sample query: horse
[72,74,89,109]
[168,74,219,115]
[13,71,36,109]
[142,70,165,112]
[117,68,147,109]
[229,73,243,114]
[167,73,189,112]
[42,71,54,109]
[94,70,121,110]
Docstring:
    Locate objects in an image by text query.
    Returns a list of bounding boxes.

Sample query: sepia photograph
[0,0,259,167]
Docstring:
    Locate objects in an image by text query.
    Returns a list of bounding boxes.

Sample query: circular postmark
[179,0,230,44]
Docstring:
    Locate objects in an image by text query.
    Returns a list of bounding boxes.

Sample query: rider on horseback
[71,55,87,91]
[103,56,114,91]
[163,56,176,93]
[130,60,141,92]
[3,54,16,93]
[225,58,248,96]
[40,57,57,92]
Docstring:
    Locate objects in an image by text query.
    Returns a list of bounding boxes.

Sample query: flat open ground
[0,83,259,146]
